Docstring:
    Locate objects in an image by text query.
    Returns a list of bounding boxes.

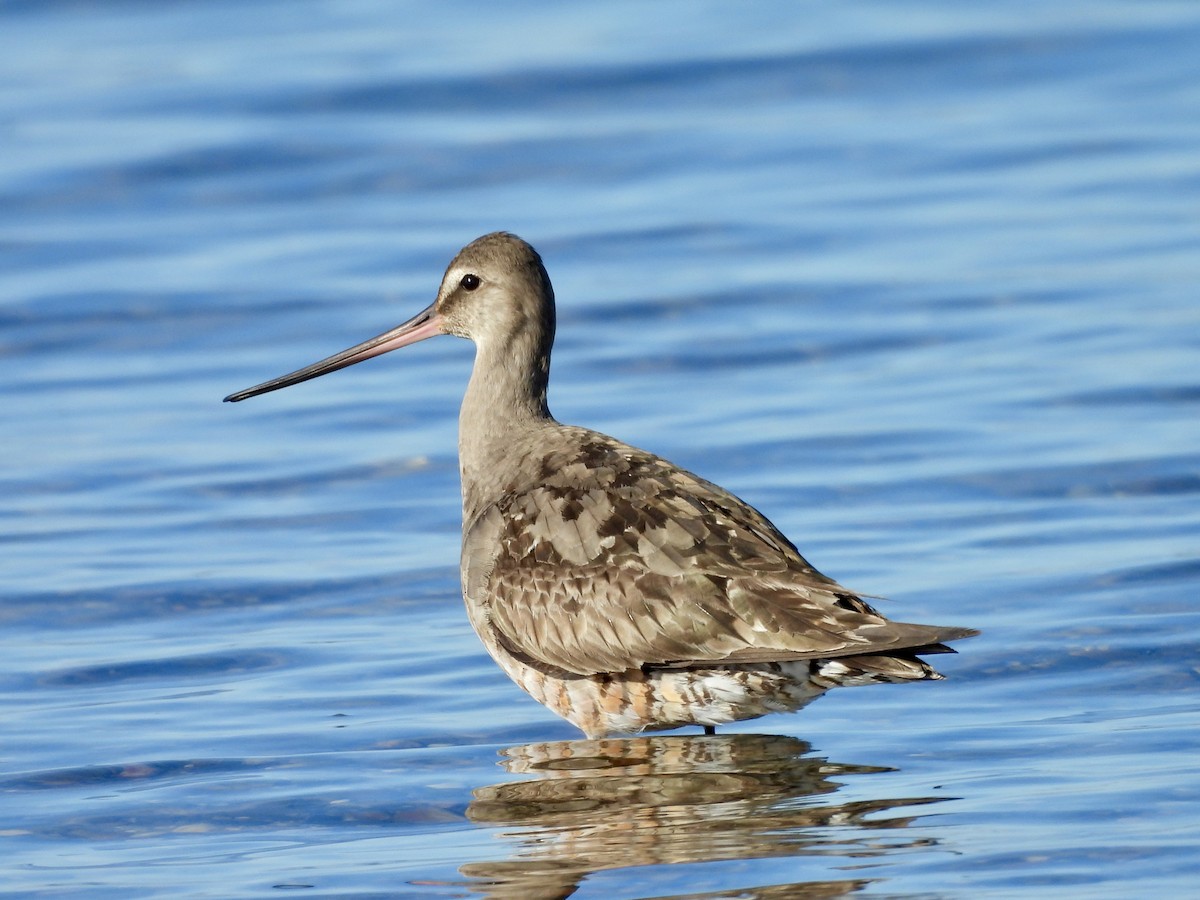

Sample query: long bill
[224,302,444,402]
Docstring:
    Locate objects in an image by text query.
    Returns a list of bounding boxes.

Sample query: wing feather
[463,432,976,676]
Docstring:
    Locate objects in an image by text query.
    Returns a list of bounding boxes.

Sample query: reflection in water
[461,734,948,899]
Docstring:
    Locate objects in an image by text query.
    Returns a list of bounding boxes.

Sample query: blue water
[3,1,1199,896]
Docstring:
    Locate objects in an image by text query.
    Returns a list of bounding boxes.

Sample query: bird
[225,232,977,738]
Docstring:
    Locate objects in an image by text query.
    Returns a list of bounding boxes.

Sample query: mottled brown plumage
[226,232,977,737]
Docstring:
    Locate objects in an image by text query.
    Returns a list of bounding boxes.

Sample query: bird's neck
[458,329,554,527]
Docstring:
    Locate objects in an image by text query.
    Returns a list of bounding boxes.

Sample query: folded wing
[463,434,976,677]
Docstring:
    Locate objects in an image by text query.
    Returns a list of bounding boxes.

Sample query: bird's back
[462,424,974,680]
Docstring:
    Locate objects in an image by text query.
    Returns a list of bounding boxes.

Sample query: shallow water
[3,1,1199,897]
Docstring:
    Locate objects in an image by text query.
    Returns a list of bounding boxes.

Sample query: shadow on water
[460,733,950,900]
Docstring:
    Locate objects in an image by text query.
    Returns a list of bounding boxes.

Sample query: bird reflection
[460,733,949,899]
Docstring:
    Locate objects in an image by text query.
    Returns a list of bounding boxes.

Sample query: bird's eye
[460,274,480,291]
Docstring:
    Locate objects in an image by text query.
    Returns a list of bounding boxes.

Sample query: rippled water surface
[3,2,1199,897]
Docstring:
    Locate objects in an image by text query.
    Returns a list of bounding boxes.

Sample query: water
[3,1,1199,896]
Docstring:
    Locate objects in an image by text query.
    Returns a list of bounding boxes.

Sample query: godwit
[226,232,977,737]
